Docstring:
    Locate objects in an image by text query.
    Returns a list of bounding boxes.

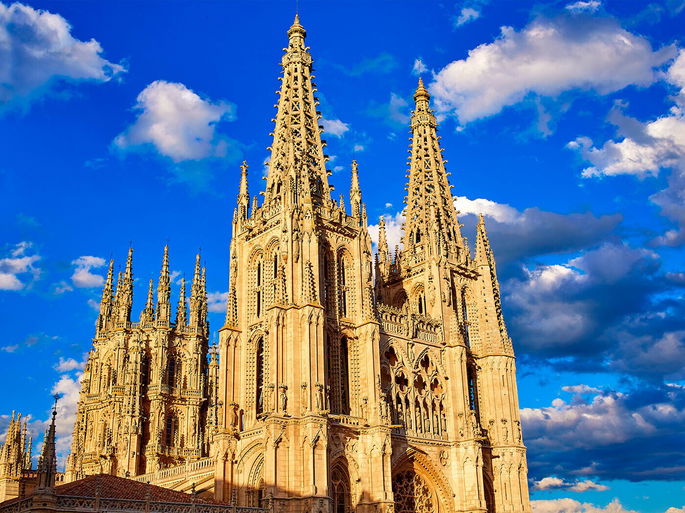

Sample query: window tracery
[392,470,434,513]
[382,347,447,439]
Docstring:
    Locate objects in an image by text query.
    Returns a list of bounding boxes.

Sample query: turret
[140,279,155,324]
[37,397,58,490]
[176,278,187,327]
[350,160,362,218]
[96,260,114,336]
[115,248,134,324]
[189,253,203,329]
[156,245,171,324]
[237,161,249,221]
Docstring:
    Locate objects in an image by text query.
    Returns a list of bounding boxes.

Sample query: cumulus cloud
[0,2,124,110]
[532,498,636,513]
[0,241,40,290]
[70,256,106,288]
[455,7,480,26]
[567,52,685,246]
[320,118,350,137]
[565,1,601,13]
[207,291,228,313]
[522,384,685,481]
[430,15,674,123]
[412,59,428,76]
[504,243,661,357]
[54,357,85,373]
[533,476,608,492]
[454,196,621,265]
[114,81,236,161]
[50,369,82,467]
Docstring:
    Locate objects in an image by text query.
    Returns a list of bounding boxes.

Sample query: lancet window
[327,335,352,415]
[382,347,447,439]
[250,253,264,319]
[255,337,265,415]
[331,466,351,513]
[165,415,178,446]
[338,253,350,318]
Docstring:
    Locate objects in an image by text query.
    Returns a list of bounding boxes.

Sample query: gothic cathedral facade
[65,16,531,513]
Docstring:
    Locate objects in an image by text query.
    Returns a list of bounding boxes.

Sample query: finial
[125,247,134,277]
[288,13,306,38]
[414,77,430,101]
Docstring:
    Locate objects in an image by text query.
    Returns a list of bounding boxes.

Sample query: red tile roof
[53,474,223,504]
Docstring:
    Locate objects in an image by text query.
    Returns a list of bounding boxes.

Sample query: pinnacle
[414,77,430,100]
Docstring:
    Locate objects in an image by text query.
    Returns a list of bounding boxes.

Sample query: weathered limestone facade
[65,248,218,481]
[56,15,531,513]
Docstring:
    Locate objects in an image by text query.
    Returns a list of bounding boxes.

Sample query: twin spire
[96,246,207,335]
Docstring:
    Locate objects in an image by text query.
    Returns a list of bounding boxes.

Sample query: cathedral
[4,15,531,513]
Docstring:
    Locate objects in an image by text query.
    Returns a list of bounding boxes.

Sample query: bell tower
[214,15,392,513]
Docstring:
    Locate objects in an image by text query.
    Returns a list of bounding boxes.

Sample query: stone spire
[140,279,155,323]
[474,214,508,343]
[0,412,31,478]
[176,278,187,327]
[350,160,362,218]
[376,216,390,280]
[263,15,332,208]
[116,248,134,324]
[156,245,171,323]
[189,253,205,330]
[401,78,462,262]
[96,260,114,335]
[37,396,58,490]
[237,161,249,220]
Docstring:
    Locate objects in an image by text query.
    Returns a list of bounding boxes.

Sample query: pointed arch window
[467,366,479,413]
[331,466,351,513]
[339,337,350,415]
[255,338,265,415]
[165,415,177,446]
[168,358,176,388]
[337,254,351,318]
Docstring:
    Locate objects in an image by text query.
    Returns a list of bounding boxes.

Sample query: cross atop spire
[401,78,463,263]
[261,16,332,210]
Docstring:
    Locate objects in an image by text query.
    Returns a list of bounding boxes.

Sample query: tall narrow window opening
[255,338,265,415]
[340,337,350,415]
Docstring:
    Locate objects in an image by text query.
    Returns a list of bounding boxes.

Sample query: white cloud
[565,1,601,13]
[0,2,124,109]
[431,15,674,123]
[368,212,405,253]
[353,144,365,152]
[0,344,18,353]
[53,281,73,294]
[569,54,685,245]
[412,58,428,75]
[453,195,621,263]
[532,498,636,513]
[455,7,480,26]
[369,92,410,127]
[534,476,608,492]
[207,291,228,313]
[665,508,685,513]
[114,80,236,162]
[454,195,519,223]
[571,480,609,492]
[320,118,349,137]
[50,371,82,467]
[0,241,40,290]
[54,357,85,373]
[70,256,106,288]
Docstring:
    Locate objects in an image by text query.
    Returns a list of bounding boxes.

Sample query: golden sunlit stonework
[61,15,531,513]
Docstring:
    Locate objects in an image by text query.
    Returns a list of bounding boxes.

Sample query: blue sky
[1,1,684,512]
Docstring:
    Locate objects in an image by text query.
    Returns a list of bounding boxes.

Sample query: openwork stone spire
[263,14,332,208]
[156,245,171,323]
[402,78,463,262]
[37,396,58,490]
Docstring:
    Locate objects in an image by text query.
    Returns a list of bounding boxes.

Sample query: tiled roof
[53,474,222,504]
